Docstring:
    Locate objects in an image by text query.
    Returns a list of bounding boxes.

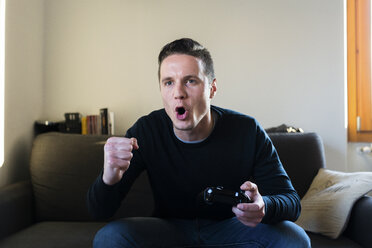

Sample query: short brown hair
[158,38,215,82]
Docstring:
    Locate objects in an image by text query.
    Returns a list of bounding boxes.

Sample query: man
[88,38,310,247]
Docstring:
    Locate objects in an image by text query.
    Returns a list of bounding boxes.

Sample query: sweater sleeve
[87,171,123,220]
[87,156,145,220]
[252,122,301,224]
[86,125,145,220]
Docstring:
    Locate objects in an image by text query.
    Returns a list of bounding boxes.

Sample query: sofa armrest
[0,180,34,240]
[343,195,372,247]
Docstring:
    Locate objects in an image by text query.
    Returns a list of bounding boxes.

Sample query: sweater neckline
[170,106,222,146]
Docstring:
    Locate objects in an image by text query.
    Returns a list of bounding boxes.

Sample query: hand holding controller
[203,186,252,206]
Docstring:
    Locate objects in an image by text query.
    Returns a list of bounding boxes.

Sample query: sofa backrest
[30,132,153,222]
[268,132,326,198]
[29,132,325,221]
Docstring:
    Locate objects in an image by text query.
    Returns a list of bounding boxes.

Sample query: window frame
[348,0,372,142]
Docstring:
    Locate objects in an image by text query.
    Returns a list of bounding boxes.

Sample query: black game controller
[203,186,252,206]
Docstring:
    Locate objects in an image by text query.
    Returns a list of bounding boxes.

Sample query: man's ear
[209,79,217,99]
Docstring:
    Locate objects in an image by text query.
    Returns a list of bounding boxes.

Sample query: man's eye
[187,79,196,84]
[164,81,173,86]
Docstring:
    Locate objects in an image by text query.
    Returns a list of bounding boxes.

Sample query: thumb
[131,137,139,150]
[240,181,258,195]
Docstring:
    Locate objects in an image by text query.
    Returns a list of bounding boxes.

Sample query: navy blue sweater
[87,106,301,223]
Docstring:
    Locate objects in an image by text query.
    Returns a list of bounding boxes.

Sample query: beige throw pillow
[295,168,372,239]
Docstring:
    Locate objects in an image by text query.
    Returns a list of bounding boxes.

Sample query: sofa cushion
[0,222,105,248]
[296,168,372,239]
[308,232,363,248]
[344,196,372,248]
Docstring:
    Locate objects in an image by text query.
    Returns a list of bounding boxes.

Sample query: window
[348,0,372,142]
[0,0,5,166]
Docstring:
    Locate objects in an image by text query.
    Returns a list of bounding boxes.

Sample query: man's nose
[173,83,186,99]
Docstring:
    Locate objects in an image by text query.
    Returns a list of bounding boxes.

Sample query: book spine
[95,115,101,135]
[100,108,108,135]
[88,115,93,135]
[86,116,89,134]
[81,116,87,135]
[92,116,96,135]
[109,112,114,135]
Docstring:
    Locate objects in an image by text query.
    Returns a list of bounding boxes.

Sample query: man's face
[159,54,217,141]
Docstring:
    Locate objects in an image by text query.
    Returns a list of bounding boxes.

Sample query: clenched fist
[102,137,139,185]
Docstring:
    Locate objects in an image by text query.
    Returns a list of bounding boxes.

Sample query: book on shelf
[109,111,114,135]
[81,116,87,135]
[80,108,114,135]
[100,108,108,135]
[86,115,100,135]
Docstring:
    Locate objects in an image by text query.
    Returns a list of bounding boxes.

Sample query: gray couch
[0,132,371,248]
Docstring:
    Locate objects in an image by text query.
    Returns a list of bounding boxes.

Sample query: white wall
[4,0,371,189]
[42,0,346,171]
[0,0,347,188]
[0,0,45,188]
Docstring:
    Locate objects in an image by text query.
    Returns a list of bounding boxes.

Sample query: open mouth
[176,107,186,115]
[176,107,187,120]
